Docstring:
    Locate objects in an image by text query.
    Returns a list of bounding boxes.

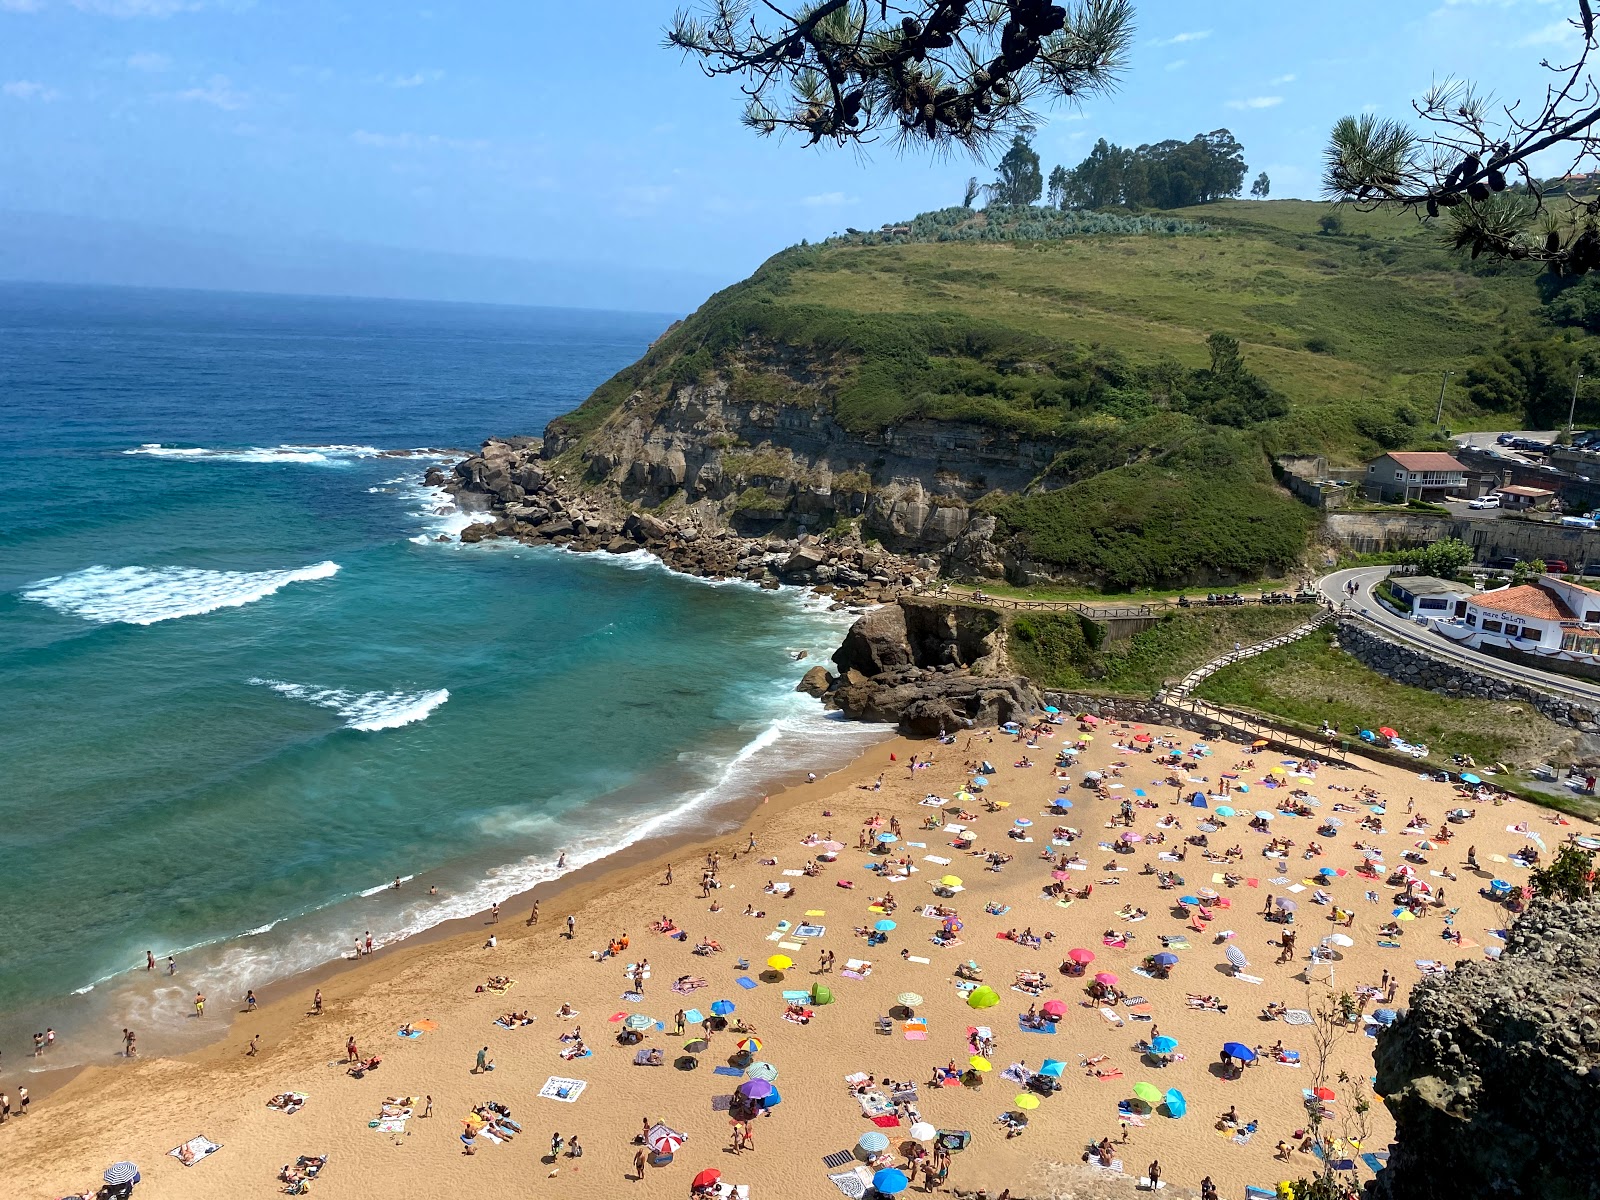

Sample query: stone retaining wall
[1334,620,1599,732]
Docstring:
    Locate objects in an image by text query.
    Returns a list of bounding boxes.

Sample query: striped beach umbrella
[1225,945,1249,970]
[623,1013,654,1031]
[746,1061,778,1081]
[857,1131,890,1153]
[103,1164,140,1186]
[735,1036,762,1053]
[646,1124,685,1154]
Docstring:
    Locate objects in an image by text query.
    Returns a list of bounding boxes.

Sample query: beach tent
[811,983,834,1006]
[966,986,1000,1010]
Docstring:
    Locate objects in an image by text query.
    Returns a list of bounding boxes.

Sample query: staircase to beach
[1164,608,1338,700]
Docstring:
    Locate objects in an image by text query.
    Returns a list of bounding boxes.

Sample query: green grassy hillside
[551,200,1575,587]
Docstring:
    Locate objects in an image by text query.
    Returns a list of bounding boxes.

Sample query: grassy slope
[551,200,1564,586]
[1006,606,1311,696]
[1193,628,1571,765]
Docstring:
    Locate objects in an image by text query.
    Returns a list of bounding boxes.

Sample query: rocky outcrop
[443,437,934,603]
[1367,896,1600,1200]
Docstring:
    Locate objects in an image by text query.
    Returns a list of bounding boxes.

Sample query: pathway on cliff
[1163,608,1340,699]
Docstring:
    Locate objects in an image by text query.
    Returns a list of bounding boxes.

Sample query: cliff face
[543,350,1055,578]
[1368,896,1600,1200]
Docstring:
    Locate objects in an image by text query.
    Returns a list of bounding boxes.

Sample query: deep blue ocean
[0,284,879,1069]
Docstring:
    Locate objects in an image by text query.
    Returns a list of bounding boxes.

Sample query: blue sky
[0,0,1588,310]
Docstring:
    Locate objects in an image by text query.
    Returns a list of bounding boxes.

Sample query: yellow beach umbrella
[968,1055,991,1072]
[992,800,1011,808]
[1014,1094,1040,1110]
[766,954,793,971]
[939,875,963,888]
[955,791,975,803]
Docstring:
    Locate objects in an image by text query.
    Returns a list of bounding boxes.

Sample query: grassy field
[1006,606,1311,696]
[1193,628,1574,766]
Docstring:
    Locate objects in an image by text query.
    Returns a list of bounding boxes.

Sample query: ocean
[0,283,882,1070]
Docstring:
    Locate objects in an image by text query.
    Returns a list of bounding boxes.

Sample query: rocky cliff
[1368,895,1600,1200]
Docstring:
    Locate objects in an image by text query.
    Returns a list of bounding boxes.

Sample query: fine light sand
[6,718,1591,1200]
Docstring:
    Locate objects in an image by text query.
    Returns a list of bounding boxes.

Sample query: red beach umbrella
[1094,972,1118,986]
[1040,999,1068,1019]
[692,1169,722,1189]
[1068,948,1095,964]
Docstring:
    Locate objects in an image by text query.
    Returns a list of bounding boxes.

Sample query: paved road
[1315,566,1600,705]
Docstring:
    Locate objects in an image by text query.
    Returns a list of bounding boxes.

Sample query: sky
[0,0,1591,311]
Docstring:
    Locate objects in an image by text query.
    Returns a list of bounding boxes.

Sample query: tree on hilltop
[664,0,1134,153]
[1251,170,1270,198]
[1047,162,1070,208]
[991,132,1043,205]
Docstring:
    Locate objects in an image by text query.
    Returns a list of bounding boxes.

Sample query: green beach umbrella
[1132,1082,1162,1105]
[746,1061,779,1082]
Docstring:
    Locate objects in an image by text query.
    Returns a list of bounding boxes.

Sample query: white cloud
[369,69,445,88]
[173,73,245,110]
[1165,58,1188,71]
[1226,96,1284,110]
[3,79,61,100]
[801,192,857,207]
[1151,29,1210,47]
[350,129,489,151]
[1271,73,1298,84]
[126,51,172,71]
[1515,19,1578,46]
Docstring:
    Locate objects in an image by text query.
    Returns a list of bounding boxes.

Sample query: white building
[1438,575,1600,660]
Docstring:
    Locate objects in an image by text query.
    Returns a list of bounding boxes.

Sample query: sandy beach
[5,715,1589,1200]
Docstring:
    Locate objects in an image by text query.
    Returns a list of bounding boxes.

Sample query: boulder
[795,666,834,697]
[458,522,494,544]
[832,605,915,676]
[781,544,828,578]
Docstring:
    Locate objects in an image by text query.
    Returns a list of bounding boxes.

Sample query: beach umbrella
[1325,934,1355,948]
[103,1164,140,1186]
[968,1055,992,1072]
[877,832,898,843]
[646,1125,685,1154]
[1132,1082,1162,1105]
[1313,1086,1336,1101]
[746,1061,779,1082]
[1079,734,1094,742]
[820,840,846,852]
[942,918,964,933]
[1051,798,1074,810]
[954,791,974,804]
[1197,887,1219,900]
[1014,817,1033,827]
[858,1131,890,1153]
[1039,1059,1065,1077]
[874,919,897,932]
[1164,1088,1187,1118]
[1222,1042,1257,1062]
[1085,770,1103,781]
[1416,839,1438,850]
[939,874,963,888]
[759,1086,782,1110]
[873,1168,910,1195]
[1274,897,1297,912]
[1318,867,1337,877]
[1044,705,1061,714]
[1459,772,1482,785]
[735,1036,762,1053]
[683,1038,709,1053]
[1378,726,1398,739]
[623,1013,655,1031]
[897,991,924,1009]
[1225,945,1249,970]
[1040,998,1067,1019]
[1254,810,1276,821]
[1178,895,1201,906]
[710,999,736,1016]
[1094,972,1119,986]
[1120,832,1143,844]
[1152,952,1179,967]
[1372,1009,1399,1026]
[693,1168,722,1189]
[1151,1035,1178,1054]
[766,955,793,972]
[1215,805,1237,817]
[1013,1094,1041,1110]
[969,777,987,790]
[967,986,1000,1010]
[1051,869,1071,881]
[1067,948,1095,964]
[909,1121,937,1141]
[738,1078,774,1101]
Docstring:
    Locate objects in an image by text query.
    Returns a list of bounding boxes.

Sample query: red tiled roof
[1469,585,1573,621]
[1386,452,1467,472]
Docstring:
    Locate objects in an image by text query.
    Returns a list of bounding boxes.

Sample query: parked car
[1496,433,1516,445]
[1548,559,1571,573]
[1468,496,1500,509]
[1486,556,1519,570]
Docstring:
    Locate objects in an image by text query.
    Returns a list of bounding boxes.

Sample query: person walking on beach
[17,1087,27,1117]
[313,989,324,1015]
[475,1045,493,1073]
[245,989,258,1011]
[633,1147,647,1180]
[665,863,673,885]
[122,1028,136,1057]
[1148,1160,1161,1189]
[167,955,176,975]
[820,949,835,973]
[146,950,155,972]
[346,1035,359,1062]
[491,902,500,924]
[365,931,374,955]
[566,914,576,939]
[246,1034,260,1057]
[423,1094,433,1118]
[193,992,205,1017]
[567,1134,582,1158]
[527,901,540,926]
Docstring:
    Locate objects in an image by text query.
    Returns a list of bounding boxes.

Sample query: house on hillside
[1432,574,1600,666]
[1363,452,1468,503]
[1494,485,1557,511]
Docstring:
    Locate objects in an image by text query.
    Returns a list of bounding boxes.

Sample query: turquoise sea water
[0,284,881,1068]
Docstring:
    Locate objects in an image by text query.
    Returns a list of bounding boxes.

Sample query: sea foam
[249,678,450,731]
[21,561,340,625]
[124,443,401,465]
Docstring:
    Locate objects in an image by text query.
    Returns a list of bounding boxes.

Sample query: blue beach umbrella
[710,999,736,1016]
[103,1164,140,1186]
[1460,772,1482,785]
[874,919,897,932]
[1372,1009,1399,1026]
[873,1168,911,1195]
[759,1085,782,1109]
[1044,706,1060,714]
[969,777,987,789]
[1164,1088,1187,1118]
[1179,895,1201,906]
[1215,805,1237,817]
[877,831,898,843]
[1039,1059,1065,1077]
[1222,1042,1256,1062]
[1152,952,1179,967]
[1151,1036,1178,1054]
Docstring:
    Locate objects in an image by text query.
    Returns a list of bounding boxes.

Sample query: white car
[1467,496,1500,510]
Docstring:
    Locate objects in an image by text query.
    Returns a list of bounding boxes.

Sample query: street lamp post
[1434,370,1453,431]
[1569,371,1586,437]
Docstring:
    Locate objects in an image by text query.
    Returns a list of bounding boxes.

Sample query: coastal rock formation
[443,437,934,603]
[1367,896,1600,1200]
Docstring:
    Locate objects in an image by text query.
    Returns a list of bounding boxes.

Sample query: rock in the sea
[795,665,834,697]
[831,605,915,676]
[459,523,494,544]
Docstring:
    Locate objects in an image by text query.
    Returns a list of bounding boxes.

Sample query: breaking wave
[249,678,450,731]
[21,561,341,625]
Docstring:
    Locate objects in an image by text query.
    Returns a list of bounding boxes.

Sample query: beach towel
[923,855,953,865]
[1099,1007,1125,1027]
[736,976,758,989]
[1234,973,1264,985]
[856,1091,895,1118]
[607,1011,626,1023]
[871,1114,901,1128]
[1283,1009,1313,1025]
[634,1049,662,1066]
[538,1076,586,1102]
[396,1028,423,1039]
[795,924,826,938]
[713,1065,744,1076]
[372,1117,407,1133]
[682,1008,704,1026]
[1139,1179,1166,1191]
[1246,1188,1276,1199]
[822,1150,856,1170]
[805,909,826,917]
[1092,1068,1124,1080]
[168,1136,222,1166]
[711,1094,733,1112]
[782,990,810,1002]
[267,1092,308,1114]
[906,954,931,964]
[622,991,644,1003]
[1360,1152,1388,1173]
[478,1126,503,1145]
[779,941,804,950]
[485,980,516,995]
[828,1169,869,1198]
[1017,1018,1057,1034]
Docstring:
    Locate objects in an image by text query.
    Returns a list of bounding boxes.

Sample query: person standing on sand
[633,1147,647,1180]
[527,901,540,926]
[246,1034,259,1057]
[566,914,576,939]
[194,993,205,1017]
[491,902,500,924]
[346,1035,359,1062]
[665,863,673,885]
[167,955,176,975]
[674,1010,686,1035]
[245,989,258,1011]
[313,989,324,1015]
[365,931,374,954]
[475,1046,492,1074]
[17,1087,27,1116]
[1148,1160,1161,1188]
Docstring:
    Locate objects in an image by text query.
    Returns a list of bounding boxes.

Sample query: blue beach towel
[396,1028,423,1039]
[1017,1019,1057,1034]
[736,976,758,990]
[682,1008,704,1026]
[713,1066,744,1077]
[1361,1153,1387,1173]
